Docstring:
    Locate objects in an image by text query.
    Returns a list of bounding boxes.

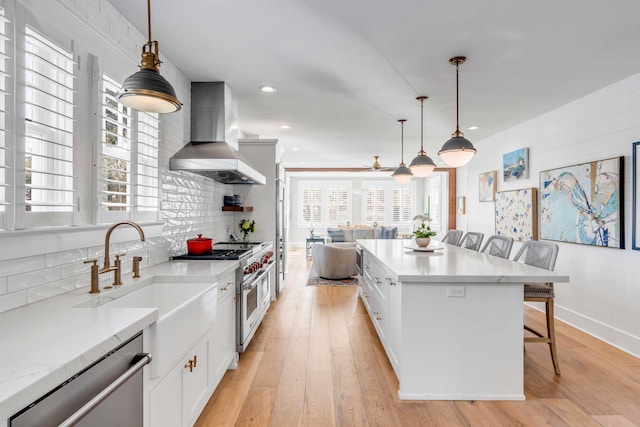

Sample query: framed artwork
[632,142,640,250]
[479,171,497,202]
[503,147,529,181]
[540,157,624,248]
[495,188,537,241]
[456,196,465,215]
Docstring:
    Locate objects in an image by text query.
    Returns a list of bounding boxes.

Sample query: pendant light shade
[438,56,476,167]
[117,0,181,113]
[409,96,436,177]
[392,119,413,184]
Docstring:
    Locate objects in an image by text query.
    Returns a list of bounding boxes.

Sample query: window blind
[24,27,75,212]
[101,74,132,211]
[136,110,159,212]
[0,8,10,226]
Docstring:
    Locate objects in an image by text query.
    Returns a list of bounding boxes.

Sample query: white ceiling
[108,0,640,169]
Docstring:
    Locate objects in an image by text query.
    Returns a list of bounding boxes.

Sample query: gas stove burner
[173,248,251,261]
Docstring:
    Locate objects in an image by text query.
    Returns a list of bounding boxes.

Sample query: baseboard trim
[530,303,640,358]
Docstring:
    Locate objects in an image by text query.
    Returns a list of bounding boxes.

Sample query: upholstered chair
[311,244,358,280]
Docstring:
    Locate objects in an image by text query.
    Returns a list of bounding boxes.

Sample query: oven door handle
[58,353,152,427]
[243,273,263,291]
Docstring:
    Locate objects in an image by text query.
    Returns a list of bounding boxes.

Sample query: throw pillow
[327,228,345,242]
[381,226,398,239]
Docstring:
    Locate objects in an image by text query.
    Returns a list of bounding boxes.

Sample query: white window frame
[298,180,352,227]
[362,180,417,226]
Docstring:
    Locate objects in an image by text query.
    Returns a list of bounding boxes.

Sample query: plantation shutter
[0,8,9,228]
[136,110,160,215]
[24,27,75,213]
[101,74,132,212]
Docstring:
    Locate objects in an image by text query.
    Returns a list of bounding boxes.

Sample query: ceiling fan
[364,155,395,171]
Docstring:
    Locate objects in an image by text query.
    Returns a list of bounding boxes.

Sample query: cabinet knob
[193,355,197,368]
[184,360,194,372]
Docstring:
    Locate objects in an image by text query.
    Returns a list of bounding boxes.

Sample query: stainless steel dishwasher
[9,333,151,427]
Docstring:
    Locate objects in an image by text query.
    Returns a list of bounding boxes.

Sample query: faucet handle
[132,256,143,278]
[84,259,98,266]
[84,259,100,294]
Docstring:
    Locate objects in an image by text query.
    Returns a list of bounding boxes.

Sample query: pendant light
[117,0,182,113]
[409,96,436,177]
[392,119,413,184]
[438,56,476,167]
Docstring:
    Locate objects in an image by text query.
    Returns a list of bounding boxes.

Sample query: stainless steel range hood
[169,82,266,185]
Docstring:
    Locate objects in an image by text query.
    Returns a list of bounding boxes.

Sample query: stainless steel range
[216,242,274,352]
[175,241,274,352]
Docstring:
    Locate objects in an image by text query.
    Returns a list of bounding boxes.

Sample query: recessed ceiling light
[468,126,479,130]
[280,125,290,129]
[291,147,300,151]
[260,85,276,93]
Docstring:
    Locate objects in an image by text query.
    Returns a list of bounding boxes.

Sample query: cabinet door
[212,282,236,387]
[182,337,210,427]
[387,279,402,375]
[149,364,182,427]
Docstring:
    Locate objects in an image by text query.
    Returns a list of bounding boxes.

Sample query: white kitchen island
[357,239,570,401]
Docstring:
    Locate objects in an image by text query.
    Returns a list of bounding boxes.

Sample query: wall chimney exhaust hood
[169,82,266,185]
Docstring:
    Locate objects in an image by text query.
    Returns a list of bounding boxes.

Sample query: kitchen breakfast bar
[357,239,570,401]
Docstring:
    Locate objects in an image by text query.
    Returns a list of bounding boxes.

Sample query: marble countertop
[358,239,570,283]
[0,259,239,420]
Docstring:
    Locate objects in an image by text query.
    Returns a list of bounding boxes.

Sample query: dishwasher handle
[59,353,152,427]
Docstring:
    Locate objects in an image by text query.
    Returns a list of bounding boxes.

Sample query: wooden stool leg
[546,299,561,375]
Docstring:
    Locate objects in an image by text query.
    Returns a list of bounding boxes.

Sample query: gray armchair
[311,244,358,280]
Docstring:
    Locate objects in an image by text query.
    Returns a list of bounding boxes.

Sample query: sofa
[325,226,398,243]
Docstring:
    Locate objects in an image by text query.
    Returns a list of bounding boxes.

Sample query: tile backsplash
[0,170,236,314]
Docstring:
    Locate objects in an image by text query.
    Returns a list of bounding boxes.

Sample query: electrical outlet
[447,286,465,298]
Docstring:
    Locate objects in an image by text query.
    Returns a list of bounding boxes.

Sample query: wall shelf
[222,206,253,212]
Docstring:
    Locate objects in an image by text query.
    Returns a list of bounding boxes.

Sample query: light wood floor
[196,248,640,427]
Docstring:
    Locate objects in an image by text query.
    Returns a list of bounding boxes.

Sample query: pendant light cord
[401,120,405,162]
[420,98,424,151]
[455,61,460,134]
[147,0,152,43]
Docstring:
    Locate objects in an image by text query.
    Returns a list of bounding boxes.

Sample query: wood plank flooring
[195,248,640,427]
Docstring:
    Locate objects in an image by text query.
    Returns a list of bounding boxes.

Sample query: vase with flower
[239,219,256,242]
[412,220,437,247]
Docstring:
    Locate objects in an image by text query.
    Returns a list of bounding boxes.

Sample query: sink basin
[78,281,217,377]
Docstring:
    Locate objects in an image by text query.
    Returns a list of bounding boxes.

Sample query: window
[363,181,416,225]
[135,111,160,213]
[425,173,444,231]
[24,27,75,214]
[101,74,132,213]
[0,8,9,229]
[99,74,161,222]
[299,181,351,226]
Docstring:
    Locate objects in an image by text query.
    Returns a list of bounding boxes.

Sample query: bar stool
[512,240,561,375]
[480,235,514,259]
[459,232,484,251]
[441,229,463,246]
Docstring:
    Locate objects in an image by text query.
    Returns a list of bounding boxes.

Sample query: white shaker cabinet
[149,333,210,427]
[210,270,238,387]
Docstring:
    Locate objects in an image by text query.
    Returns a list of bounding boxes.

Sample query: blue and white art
[495,188,537,241]
[539,157,623,248]
[503,148,529,181]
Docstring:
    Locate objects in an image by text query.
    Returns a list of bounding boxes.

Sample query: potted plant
[413,221,437,247]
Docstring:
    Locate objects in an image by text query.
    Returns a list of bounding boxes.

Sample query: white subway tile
[0,291,27,314]
[0,278,6,295]
[45,249,88,268]
[7,267,62,293]
[61,261,92,279]
[27,278,76,304]
[0,256,45,278]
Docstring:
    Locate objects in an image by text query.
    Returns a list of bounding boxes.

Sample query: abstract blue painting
[495,188,537,241]
[503,148,529,181]
[539,157,624,248]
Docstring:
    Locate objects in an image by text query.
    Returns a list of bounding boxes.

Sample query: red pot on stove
[187,234,213,255]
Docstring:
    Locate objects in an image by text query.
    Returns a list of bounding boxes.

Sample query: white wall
[462,72,640,357]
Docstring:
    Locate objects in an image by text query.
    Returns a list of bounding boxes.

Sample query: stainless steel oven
[236,242,274,352]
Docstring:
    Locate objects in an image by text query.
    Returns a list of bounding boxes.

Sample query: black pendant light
[392,119,413,184]
[409,96,436,177]
[438,56,476,167]
[117,0,182,113]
